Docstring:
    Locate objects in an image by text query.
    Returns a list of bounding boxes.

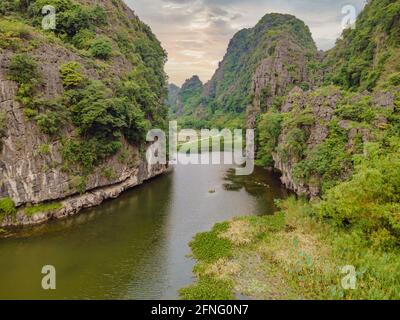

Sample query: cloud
[126,0,367,85]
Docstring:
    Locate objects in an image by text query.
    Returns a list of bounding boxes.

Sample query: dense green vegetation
[324,0,400,91]
[90,37,112,59]
[1,0,168,190]
[319,138,400,249]
[183,0,400,300]
[255,111,283,167]
[256,83,400,242]
[178,76,203,114]
[59,61,84,88]
[182,197,400,299]
[179,222,235,300]
[0,198,16,220]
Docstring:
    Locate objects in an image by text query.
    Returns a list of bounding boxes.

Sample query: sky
[125,0,367,86]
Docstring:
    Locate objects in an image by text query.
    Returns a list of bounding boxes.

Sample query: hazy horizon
[126,0,367,86]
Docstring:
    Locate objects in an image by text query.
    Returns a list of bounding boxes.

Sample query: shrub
[61,137,122,175]
[35,111,63,135]
[387,72,400,87]
[15,83,37,107]
[0,0,18,15]
[8,53,40,85]
[26,98,69,135]
[335,97,375,123]
[293,123,353,191]
[256,111,283,167]
[0,19,31,50]
[8,54,41,109]
[317,138,400,249]
[277,127,309,162]
[90,38,112,59]
[0,197,16,220]
[38,144,51,155]
[89,5,108,26]
[28,0,107,37]
[115,32,135,56]
[59,61,85,88]
[71,29,94,49]
[68,80,124,135]
[60,78,152,174]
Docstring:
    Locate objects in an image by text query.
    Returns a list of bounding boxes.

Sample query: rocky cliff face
[269,86,399,198]
[167,83,181,114]
[252,0,400,198]
[1,158,167,227]
[0,0,168,226]
[272,86,343,197]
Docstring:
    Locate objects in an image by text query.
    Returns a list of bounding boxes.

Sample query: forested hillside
[0,0,168,226]
[181,0,400,300]
[323,0,400,91]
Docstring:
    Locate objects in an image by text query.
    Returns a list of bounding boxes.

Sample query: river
[0,152,289,299]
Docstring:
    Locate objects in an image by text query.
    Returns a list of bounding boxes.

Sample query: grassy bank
[180,197,400,300]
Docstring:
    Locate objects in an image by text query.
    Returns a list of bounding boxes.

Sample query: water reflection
[0,153,288,299]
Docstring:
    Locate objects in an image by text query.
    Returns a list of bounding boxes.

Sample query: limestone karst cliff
[256,0,400,197]
[0,0,168,226]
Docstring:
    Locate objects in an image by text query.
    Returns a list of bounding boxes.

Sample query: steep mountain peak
[167,76,204,118]
[182,75,203,89]
[254,12,316,50]
[203,12,318,117]
[168,83,180,90]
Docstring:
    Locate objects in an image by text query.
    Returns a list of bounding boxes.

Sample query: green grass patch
[0,197,16,221]
[24,202,62,217]
[181,196,400,300]
[179,276,235,300]
[190,222,232,263]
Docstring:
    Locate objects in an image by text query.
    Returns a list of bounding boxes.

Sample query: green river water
[0,152,289,299]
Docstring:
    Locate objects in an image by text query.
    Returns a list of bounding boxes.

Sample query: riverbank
[180,197,400,300]
[0,152,289,299]
[1,162,168,229]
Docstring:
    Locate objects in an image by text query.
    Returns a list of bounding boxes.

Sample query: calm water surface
[0,152,288,299]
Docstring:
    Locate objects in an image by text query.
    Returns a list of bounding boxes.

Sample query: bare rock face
[309,90,341,122]
[1,161,168,227]
[251,37,312,113]
[246,103,260,130]
[1,48,69,206]
[281,86,305,113]
[271,88,344,197]
[374,91,395,112]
